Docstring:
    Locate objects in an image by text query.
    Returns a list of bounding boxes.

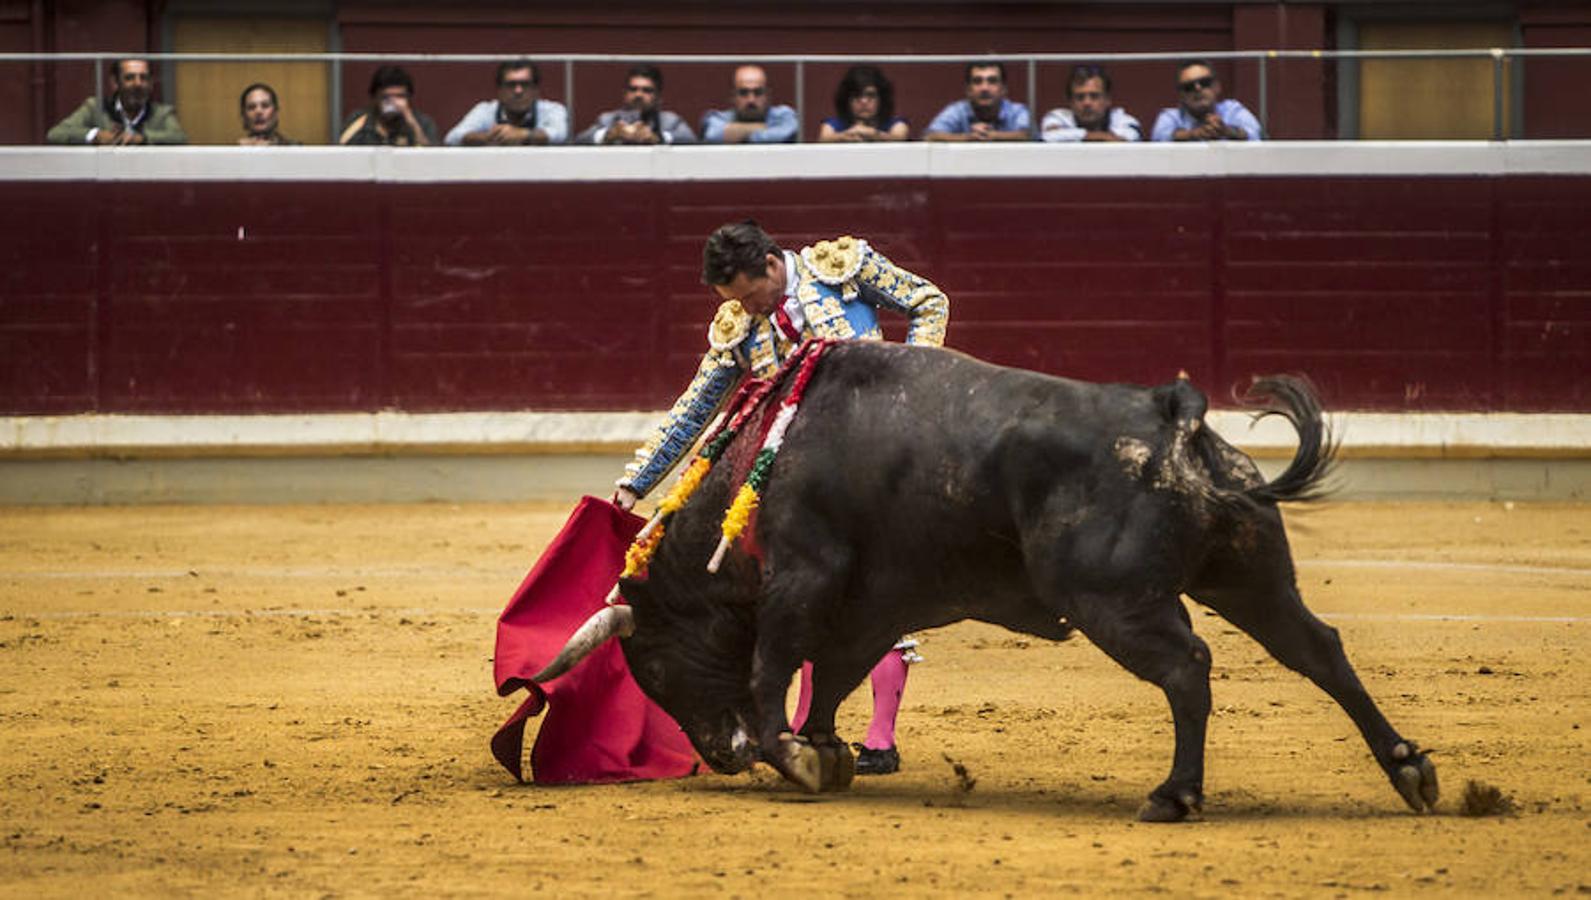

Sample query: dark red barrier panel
[3,170,1588,414]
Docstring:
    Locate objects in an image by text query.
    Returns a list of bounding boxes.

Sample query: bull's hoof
[1137,788,1203,823]
[1389,741,1439,813]
[816,740,855,792]
[771,733,822,794]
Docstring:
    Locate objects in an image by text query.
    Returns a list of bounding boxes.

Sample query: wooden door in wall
[1359,21,1515,140]
[170,16,332,145]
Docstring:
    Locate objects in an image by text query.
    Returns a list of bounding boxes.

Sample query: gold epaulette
[801,235,868,285]
[708,299,752,351]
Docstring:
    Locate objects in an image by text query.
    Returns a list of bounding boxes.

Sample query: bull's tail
[1237,375,1337,505]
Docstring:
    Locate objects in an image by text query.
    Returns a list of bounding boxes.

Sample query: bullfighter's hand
[613,487,639,511]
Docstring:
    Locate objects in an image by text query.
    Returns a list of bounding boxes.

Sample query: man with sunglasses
[445,59,568,146]
[574,64,697,145]
[1041,64,1142,143]
[614,222,949,776]
[700,65,798,144]
[1151,59,1263,142]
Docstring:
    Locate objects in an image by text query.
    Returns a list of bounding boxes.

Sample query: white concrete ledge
[3,411,1587,460]
[5,141,1591,183]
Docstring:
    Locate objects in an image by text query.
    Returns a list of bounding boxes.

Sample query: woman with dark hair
[238,83,300,146]
[818,65,909,142]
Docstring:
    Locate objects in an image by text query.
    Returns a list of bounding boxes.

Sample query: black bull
[541,342,1439,822]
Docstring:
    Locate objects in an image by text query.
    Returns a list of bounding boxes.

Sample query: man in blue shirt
[924,61,1032,142]
[700,65,799,144]
[1151,59,1264,142]
[444,59,569,146]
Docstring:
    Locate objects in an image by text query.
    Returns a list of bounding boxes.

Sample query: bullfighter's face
[713,252,785,316]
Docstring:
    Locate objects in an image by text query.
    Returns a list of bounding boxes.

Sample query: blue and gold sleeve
[619,349,743,499]
[854,245,950,348]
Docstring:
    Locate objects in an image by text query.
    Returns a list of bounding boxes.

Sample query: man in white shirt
[1041,64,1142,143]
[445,59,569,146]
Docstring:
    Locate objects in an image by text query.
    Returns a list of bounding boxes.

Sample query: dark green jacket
[46,95,188,145]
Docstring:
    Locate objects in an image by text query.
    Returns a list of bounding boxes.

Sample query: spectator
[46,58,187,145]
[1151,59,1263,142]
[238,83,299,146]
[818,65,909,142]
[1040,64,1141,143]
[445,59,569,146]
[699,65,797,144]
[574,64,696,145]
[339,66,437,146]
[924,61,1031,142]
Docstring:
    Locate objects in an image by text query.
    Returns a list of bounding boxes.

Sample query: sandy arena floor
[1,500,1588,897]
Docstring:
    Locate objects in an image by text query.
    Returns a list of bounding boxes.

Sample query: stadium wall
[3,142,1588,502]
[4,142,1590,416]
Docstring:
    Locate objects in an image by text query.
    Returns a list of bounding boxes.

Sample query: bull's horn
[528,605,635,683]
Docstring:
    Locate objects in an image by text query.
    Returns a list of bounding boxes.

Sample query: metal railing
[6,47,1590,141]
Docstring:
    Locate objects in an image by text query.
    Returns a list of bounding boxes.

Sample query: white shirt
[443,99,569,145]
[1040,106,1143,143]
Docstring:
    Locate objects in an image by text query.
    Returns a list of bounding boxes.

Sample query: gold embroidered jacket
[620,236,949,497]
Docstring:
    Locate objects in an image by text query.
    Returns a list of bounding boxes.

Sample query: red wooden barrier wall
[3,169,1588,415]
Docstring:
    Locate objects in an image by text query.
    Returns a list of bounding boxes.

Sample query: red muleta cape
[490,496,699,783]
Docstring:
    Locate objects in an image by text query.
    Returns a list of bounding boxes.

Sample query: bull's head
[531,557,762,775]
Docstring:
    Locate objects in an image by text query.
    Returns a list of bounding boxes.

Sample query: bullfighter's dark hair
[496,58,541,86]
[833,64,895,127]
[628,63,664,92]
[367,65,415,97]
[239,82,278,113]
[702,221,782,286]
[964,60,1007,83]
[1066,64,1112,98]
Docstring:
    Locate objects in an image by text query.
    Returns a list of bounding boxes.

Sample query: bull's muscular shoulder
[800,235,869,286]
[708,300,752,351]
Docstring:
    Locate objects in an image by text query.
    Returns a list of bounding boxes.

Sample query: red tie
[772,305,799,342]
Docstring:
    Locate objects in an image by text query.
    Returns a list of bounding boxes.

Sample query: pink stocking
[790,661,815,732]
[862,649,909,750]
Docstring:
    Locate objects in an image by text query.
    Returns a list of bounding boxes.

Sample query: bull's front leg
[750,628,823,793]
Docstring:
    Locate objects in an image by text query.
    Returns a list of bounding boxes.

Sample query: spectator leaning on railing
[47,57,187,145]
[340,66,437,146]
[699,65,798,144]
[818,65,909,142]
[445,59,569,146]
[238,83,299,146]
[574,64,696,145]
[924,61,1031,142]
[1151,59,1262,142]
[1041,64,1141,143]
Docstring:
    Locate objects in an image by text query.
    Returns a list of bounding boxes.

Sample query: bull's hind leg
[1071,593,1213,823]
[1191,549,1439,813]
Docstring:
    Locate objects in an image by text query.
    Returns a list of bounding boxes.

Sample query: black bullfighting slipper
[853,744,900,775]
